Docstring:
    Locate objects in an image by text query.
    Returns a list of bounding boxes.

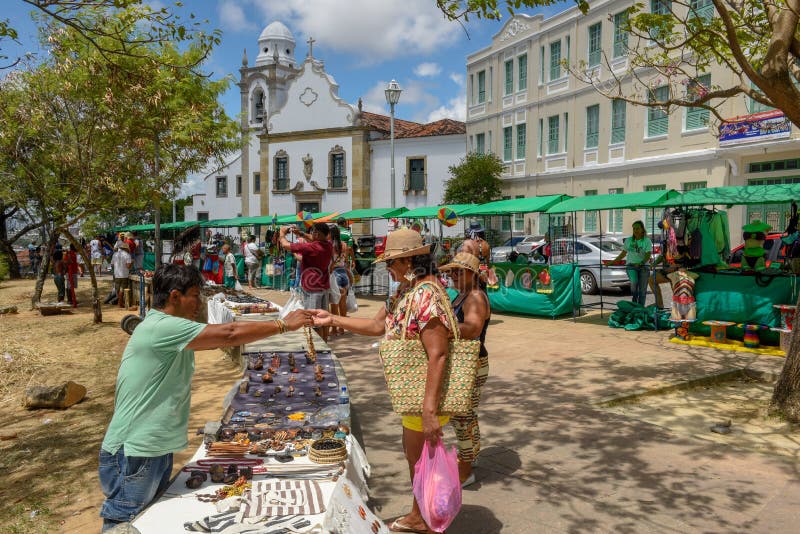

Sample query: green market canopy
[401,204,476,219]
[546,189,681,213]
[461,194,571,216]
[661,184,800,207]
[337,207,407,220]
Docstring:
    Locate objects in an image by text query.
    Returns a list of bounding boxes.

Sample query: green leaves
[443,152,505,205]
[437,0,589,22]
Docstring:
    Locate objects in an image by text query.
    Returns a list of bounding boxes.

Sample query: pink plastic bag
[412,440,462,532]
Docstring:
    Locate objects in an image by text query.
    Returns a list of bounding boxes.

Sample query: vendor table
[690,271,800,343]
[132,316,388,533]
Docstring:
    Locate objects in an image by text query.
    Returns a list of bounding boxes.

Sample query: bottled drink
[338,385,350,419]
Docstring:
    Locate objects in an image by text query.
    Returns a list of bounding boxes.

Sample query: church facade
[186,22,466,236]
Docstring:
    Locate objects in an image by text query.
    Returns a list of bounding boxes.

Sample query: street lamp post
[384,79,402,209]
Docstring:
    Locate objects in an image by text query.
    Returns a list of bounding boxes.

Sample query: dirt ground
[0,277,241,533]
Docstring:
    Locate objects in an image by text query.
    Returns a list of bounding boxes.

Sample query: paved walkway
[259,289,797,533]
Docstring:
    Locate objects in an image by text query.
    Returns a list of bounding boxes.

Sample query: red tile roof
[360,111,465,139]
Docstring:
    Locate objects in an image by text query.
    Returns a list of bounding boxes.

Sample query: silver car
[548,236,630,294]
[491,236,527,263]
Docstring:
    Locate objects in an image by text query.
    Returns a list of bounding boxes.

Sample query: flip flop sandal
[389,518,427,533]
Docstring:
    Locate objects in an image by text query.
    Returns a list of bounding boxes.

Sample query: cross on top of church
[306,36,315,58]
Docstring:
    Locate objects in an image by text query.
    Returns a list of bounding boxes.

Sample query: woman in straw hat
[438,252,491,488]
[311,227,456,533]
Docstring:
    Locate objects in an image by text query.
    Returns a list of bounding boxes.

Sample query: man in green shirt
[98,264,310,531]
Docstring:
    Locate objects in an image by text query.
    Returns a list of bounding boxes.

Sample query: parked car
[550,236,630,294]
[728,232,785,268]
[515,235,546,255]
[373,235,387,258]
[491,235,531,263]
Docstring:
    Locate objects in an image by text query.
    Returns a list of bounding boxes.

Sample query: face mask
[387,271,402,298]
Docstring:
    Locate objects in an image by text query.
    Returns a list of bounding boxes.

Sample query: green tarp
[461,195,571,216]
[662,184,800,207]
[608,302,671,331]
[401,204,476,219]
[487,263,581,317]
[547,189,680,213]
[338,207,407,220]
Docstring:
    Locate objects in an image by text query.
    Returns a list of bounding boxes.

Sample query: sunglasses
[743,232,766,240]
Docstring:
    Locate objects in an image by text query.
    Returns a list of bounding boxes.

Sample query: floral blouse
[384,282,454,340]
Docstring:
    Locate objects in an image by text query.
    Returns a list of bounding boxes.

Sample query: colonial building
[466,0,800,236]
[187,21,466,236]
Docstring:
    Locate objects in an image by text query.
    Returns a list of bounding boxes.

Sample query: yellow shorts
[401,415,450,432]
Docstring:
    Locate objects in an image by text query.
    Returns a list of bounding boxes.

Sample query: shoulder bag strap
[409,281,462,342]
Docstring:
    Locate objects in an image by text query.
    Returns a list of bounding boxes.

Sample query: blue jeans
[332,268,350,289]
[627,265,650,306]
[98,446,173,530]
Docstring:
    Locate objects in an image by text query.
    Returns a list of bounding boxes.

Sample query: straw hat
[374,227,430,263]
[116,241,130,252]
[439,252,480,274]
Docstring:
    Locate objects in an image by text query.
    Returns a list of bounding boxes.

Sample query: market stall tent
[661,184,800,207]
[337,207,408,220]
[546,189,681,213]
[401,204,476,219]
[461,194,571,216]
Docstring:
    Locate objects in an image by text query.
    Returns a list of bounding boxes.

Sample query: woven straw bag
[379,281,480,416]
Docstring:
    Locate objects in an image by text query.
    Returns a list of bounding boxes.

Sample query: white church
[185,21,466,235]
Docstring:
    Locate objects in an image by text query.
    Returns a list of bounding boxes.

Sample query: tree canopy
[443,151,504,205]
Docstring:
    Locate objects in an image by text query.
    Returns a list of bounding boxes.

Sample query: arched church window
[273,150,290,192]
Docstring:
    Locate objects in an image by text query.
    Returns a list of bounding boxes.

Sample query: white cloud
[219,0,257,32]
[426,94,467,122]
[248,0,461,62]
[414,62,441,77]
[449,72,465,86]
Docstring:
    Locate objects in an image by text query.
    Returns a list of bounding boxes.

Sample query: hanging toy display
[535,267,553,294]
[740,220,772,272]
[437,207,458,227]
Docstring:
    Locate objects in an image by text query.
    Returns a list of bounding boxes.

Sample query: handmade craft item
[703,320,735,343]
[304,326,317,362]
[740,323,769,349]
[740,220,772,271]
[667,268,699,320]
[437,207,458,227]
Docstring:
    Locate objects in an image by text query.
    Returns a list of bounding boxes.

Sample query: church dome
[259,21,295,43]
[255,21,296,67]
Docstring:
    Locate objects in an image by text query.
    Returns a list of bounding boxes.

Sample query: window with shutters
[516,123,526,160]
[613,11,628,58]
[273,150,289,191]
[514,195,525,232]
[683,181,706,191]
[406,157,426,193]
[539,46,545,84]
[585,105,599,148]
[216,176,228,197]
[328,145,347,190]
[690,0,713,22]
[584,190,598,232]
[518,54,527,90]
[685,74,710,131]
[235,174,242,197]
[549,40,561,81]
[538,118,544,156]
[643,185,666,231]
[253,172,261,193]
[563,112,569,152]
[477,70,486,103]
[608,188,624,233]
[588,23,602,67]
[650,0,672,40]
[647,85,669,137]
[476,133,485,154]
[547,115,560,154]
[504,60,513,95]
[503,127,513,161]
[611,99,626,144]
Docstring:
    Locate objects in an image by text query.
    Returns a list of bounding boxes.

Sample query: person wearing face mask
[310,227,456,534]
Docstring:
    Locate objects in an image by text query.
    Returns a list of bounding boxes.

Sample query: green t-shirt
[338,226,353,247]
[101,309,206,457]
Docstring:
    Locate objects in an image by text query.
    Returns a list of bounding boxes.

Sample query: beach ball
[438,207,458,227]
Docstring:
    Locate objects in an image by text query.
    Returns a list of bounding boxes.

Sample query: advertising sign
[719,109,792,146]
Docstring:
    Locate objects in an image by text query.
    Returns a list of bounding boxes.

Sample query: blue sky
[5,0,570,123]
[4,1,572,195]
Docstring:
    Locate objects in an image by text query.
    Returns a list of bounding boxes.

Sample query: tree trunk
[0,239,21,279]
[770,289,800,421]
[61,229,102,324]
[31,231,58,309]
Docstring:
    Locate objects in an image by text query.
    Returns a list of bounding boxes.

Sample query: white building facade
[467,1,800,237]
[186,21,466,236]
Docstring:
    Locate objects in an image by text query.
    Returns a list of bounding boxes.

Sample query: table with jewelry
[132,313,390,534]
